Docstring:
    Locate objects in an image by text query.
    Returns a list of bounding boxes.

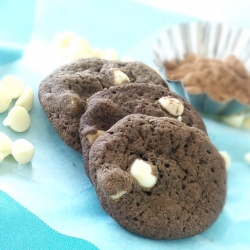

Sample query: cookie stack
[39,58,226,239]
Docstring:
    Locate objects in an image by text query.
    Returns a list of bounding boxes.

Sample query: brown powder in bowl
[164,55,250,104]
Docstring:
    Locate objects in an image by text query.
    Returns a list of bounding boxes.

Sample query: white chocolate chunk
[242,117,250,130]
[12,139,35,164]
[0,75,24,99]
[90,47,105,58]
[158,97,184,117]
[69,36,91,52]
[58,35,92,62]
[130,159,157,188]
[0,154,3,163]
[113,70,130,86]
[219,151,231,170]
[0,132,13,163]
[3,106,30,132]
[0,90,12,113]
[86,130,105,145]
[53,31,77,50]
[15,86,34,111]
[102,48,119,61]
[120,56,134,62]
[245,153,250,164]
[221,114,244,128]
[65,36,91,62]
[64,47,92,62]
[177,116,182,122]
[110,190,127,200]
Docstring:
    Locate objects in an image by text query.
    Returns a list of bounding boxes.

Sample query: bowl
[153,21,250,116]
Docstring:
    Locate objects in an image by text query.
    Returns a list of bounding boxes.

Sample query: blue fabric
[1,0,250,250]
[0,190,98,250]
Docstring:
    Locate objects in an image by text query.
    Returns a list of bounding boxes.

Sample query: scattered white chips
[53,31,77,50]
[0,75,24,99]
[0,90,12,113]
[245,153,250,164]
[0,75,35,165]
[64,36,92,62]
[12,139,35,164]
[3,106,30,132]
[0,132,13,163]
[0,133,35,164]
[219,151,231,170]
[53,31,120,62]
[102,48,119,61]
[90,48,105,58]
[15,86,34,111]
[242,117,250,130]
[221,114,245,128]
[120,56,134,62]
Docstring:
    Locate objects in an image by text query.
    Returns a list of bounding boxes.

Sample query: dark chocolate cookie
[88,114,226,239]
[79,83,207,178]
[38,58,165,152]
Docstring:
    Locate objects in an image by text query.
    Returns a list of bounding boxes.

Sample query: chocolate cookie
[38,58,165,152]
[79,83,207,178]
[88,114,226,239]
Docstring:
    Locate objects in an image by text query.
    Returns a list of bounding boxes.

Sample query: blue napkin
[0,190,98,250]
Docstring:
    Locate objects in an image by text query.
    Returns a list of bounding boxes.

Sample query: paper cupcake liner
[153,21,250,116]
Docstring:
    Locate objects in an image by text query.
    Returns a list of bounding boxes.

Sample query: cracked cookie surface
[38,58,166,152]
[89,114,226,239]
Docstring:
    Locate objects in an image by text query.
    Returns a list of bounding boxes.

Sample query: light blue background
[0,1,250,250]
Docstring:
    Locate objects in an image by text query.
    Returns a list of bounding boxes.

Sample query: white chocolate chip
[219,151,231,170]
[53,31,77,50]
[0,75,24,99]
[120,56,134,62]
[0,90,12,113]
[86,130,105,145]
[130,159,157,188]
[15,86,34,111]
[69,36,90,52]
[3,106,30,132]
[58,35,92,62]
[102,48,119,61]
[158,97,184,117]
[113,70,130,86]
[12,139,35,164]
[90,48,105,58]
[221,114,244,128]
[245,153,250,164]
[242,117,250,130]
[0,132,13,163]
[177,116,182,122]
[64,46,92,62]
[67,36,91,61]
[110,190,127,200]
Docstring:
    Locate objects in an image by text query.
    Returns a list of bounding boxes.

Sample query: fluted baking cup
[153,21,250,116]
